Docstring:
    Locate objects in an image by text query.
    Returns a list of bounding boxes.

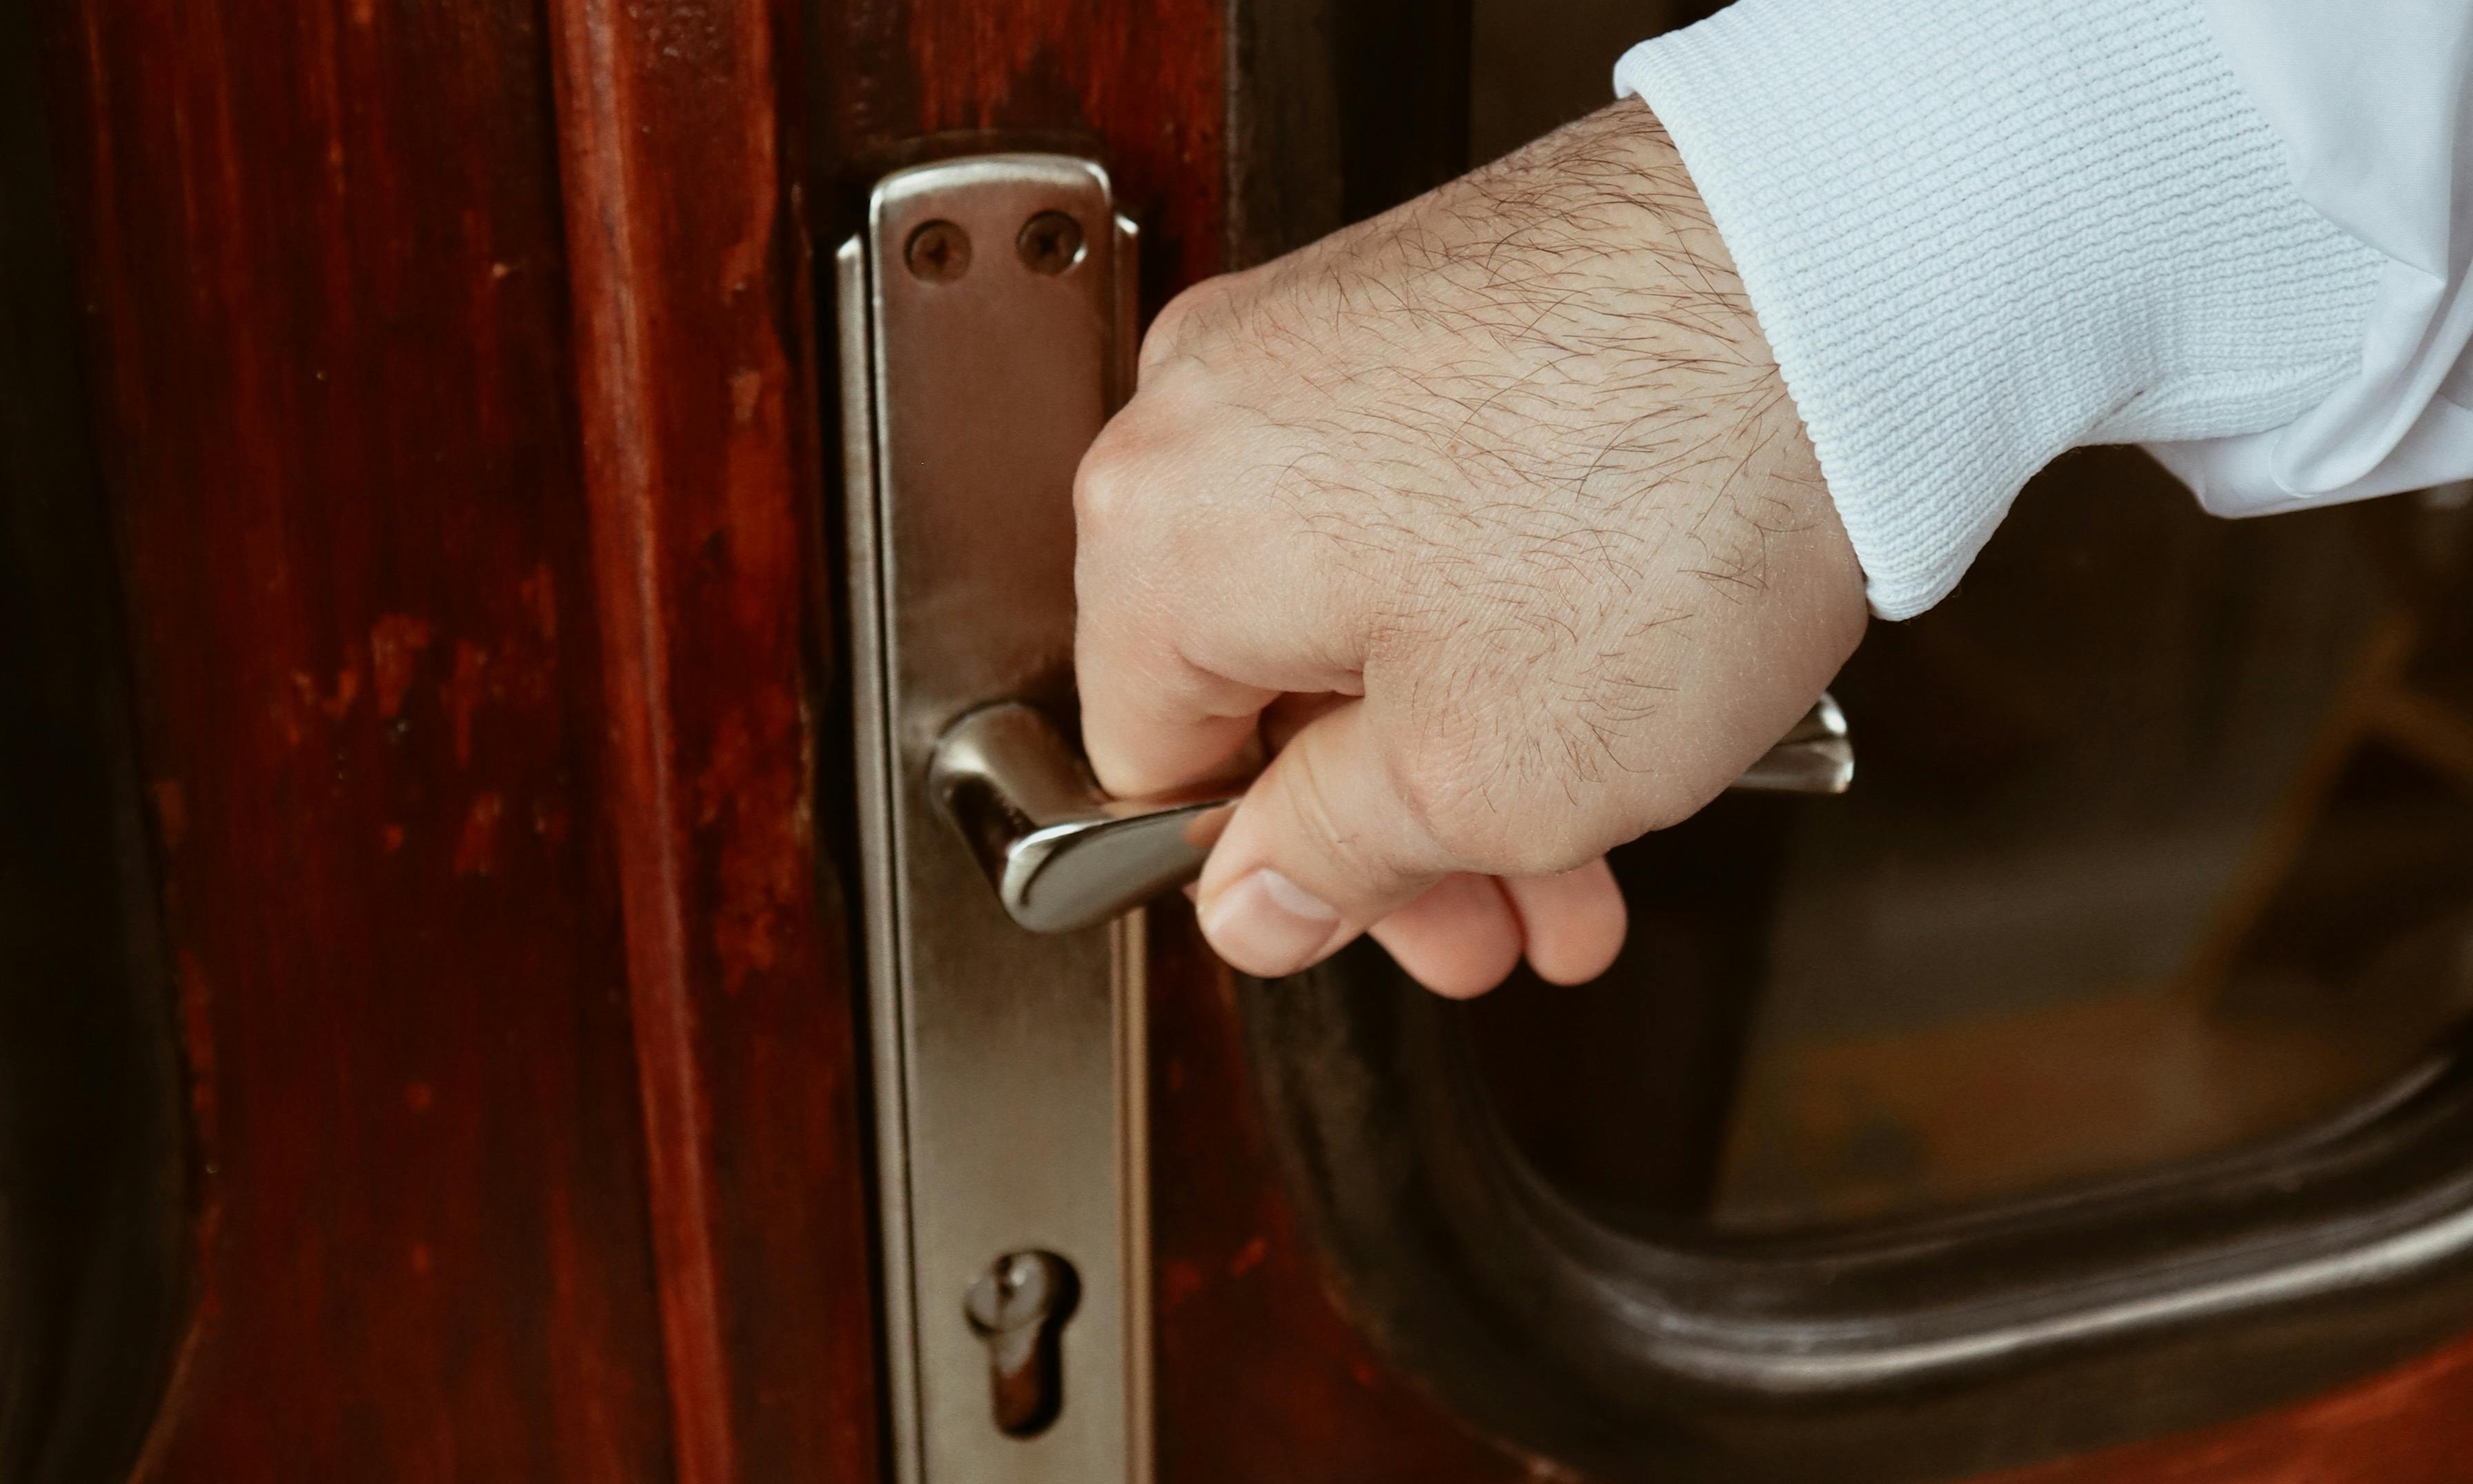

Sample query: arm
[1074,0,2472,995]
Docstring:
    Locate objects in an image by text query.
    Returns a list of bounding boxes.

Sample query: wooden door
[14,0,878,1476]
[12,0,2473,1478]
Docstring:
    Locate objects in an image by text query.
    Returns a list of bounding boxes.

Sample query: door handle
[936,693,1853,933]
[840,154,1156,1484]
[838,151,1853,1484]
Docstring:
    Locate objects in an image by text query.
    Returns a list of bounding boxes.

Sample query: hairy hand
[1074,102,1866,996]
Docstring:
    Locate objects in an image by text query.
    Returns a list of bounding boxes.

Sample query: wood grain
[544,0,880,1475]
[809,0,1225,299]
[40,0,877,1475]
[0,2,184,1475]
[1147,923,1536,1483]
[1993,1329,2473,1484]
[48,0,675,1472]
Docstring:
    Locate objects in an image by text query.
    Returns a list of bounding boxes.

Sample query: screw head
[904,219,971,283]
[1016,211,1085,275]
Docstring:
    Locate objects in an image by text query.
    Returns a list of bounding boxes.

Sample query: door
[10,0,2473,1481]
[11,0,879,1477]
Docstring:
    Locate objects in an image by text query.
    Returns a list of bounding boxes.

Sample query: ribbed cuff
[1617,0,2382,617]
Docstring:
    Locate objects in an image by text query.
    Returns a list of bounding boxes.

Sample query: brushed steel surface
[840,155,1151,1484]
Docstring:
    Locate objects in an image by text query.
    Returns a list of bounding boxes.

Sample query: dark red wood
[1993,1331,2473,1484]
[809,0,1225,294]
[47,1,675,1472]
[544,0,880,1475]
[40,0,877,1476]
[1147,924,1535,1483]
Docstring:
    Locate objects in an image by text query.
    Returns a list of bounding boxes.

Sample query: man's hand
[1073,102,1868,997]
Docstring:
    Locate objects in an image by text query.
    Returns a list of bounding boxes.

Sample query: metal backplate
[838,157,1150,1484]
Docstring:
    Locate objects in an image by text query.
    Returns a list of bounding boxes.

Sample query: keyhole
[964,1249,1080,1437]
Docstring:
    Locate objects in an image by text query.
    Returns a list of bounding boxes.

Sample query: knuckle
[1137,270,1256,381]
[1138,277,1229,374]
[1072,427,1143,534]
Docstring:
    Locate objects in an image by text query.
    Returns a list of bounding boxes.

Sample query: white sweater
[1616,0,2473,618]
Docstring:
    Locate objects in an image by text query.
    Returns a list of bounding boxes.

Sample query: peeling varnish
[453,792,504,876]
[519,562,558,643]
[445,641,489,766]
[291,660,361,721]
[693,689,809,993]
[369,613,435,718]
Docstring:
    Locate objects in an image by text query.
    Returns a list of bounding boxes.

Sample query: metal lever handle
[934,693,1853,933]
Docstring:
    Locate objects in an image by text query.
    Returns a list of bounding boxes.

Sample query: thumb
[1192,699,1517,979]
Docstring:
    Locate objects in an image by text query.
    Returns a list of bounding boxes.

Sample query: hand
[1073,102,1867,996]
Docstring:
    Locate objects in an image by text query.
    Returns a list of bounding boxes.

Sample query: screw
[905,219,971,283]
[1016,211,1085,275]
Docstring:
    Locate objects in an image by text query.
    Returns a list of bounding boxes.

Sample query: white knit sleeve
[1615,0,2389,619]
[2163,2,2473,513]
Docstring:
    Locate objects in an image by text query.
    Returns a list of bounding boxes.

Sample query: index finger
[1074,602,1274,799]
[1070,408,1359,799]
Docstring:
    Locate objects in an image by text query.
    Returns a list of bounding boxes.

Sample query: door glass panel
[1469,449,2473,1232]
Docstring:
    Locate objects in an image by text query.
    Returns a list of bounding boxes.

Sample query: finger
[1072,410,1362,799]
[1369,873,1524,998]
[1194,698,1457,978]
[1074,606,1275,800]
[1074,577,1360,798]
[1501,858,1626,985]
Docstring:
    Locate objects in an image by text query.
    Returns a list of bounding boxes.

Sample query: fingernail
[1199,869,1343,976]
